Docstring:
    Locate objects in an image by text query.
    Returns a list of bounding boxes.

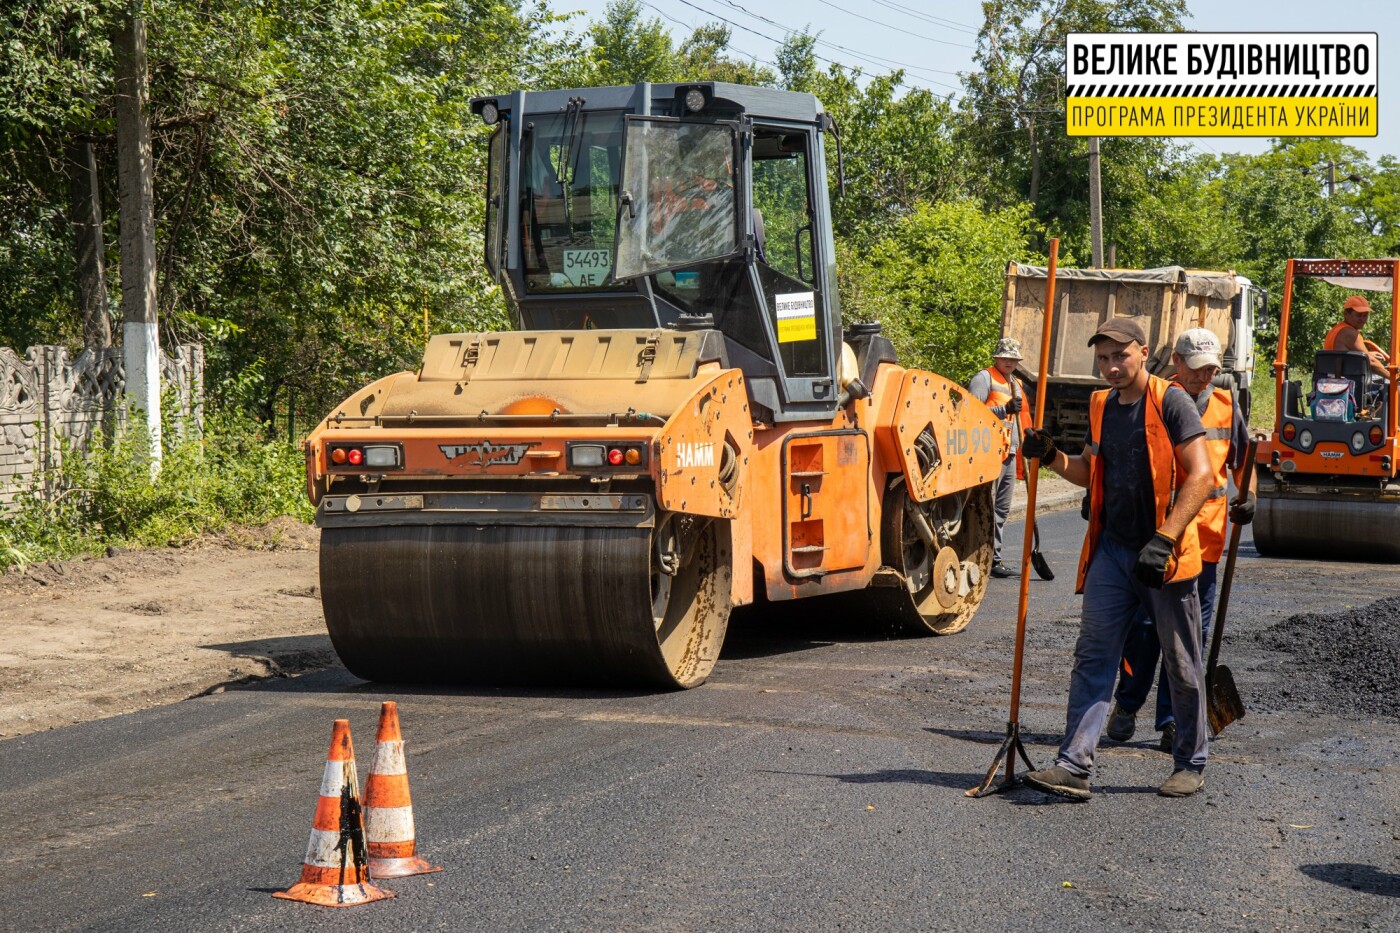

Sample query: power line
[711,0,967,82]
[807,0,974,50]
[863,0,980,34]
[661,0,962,96]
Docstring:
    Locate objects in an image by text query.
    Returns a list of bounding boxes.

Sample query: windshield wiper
[555,96,585,226]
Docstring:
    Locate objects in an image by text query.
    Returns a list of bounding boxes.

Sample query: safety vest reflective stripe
[1076,375,1205,593]
[1192,385,1234,563]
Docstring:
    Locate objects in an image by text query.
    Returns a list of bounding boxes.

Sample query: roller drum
[1254,494,1400,561]
[320,520,730,688]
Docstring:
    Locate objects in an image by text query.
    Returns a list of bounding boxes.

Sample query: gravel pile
[1251,595,1400,718]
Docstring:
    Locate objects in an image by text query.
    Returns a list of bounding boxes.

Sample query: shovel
[1205,438,1256,737]
[1011,378,1054,581]
[1029,509,1054,581]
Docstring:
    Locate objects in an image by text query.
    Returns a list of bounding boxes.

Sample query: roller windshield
[521,110,627,293]
[614,119,739,281]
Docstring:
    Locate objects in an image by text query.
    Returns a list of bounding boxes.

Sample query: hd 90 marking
[304,81,1010,689]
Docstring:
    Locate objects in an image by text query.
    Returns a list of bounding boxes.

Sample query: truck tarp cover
[1009,263,1240,301]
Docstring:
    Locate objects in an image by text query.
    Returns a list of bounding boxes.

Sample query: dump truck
[302,82,1008,688]
[1001,264,1266,449]
[1254,258,1400,560]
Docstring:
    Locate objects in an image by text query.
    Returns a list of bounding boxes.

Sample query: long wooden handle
[1206,437,1258,680]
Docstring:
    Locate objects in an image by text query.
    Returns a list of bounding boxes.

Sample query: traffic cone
[364,701,442,878]
[274,719,394,907]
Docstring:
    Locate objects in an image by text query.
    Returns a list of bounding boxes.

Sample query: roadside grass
[0,410,311,571]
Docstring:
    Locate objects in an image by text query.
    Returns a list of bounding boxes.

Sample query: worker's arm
[1339,326,1390,378]
[1159,434,1213,541]
[1022,428,1090,487]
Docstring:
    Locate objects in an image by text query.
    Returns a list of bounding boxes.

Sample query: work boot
[990,561,1017,578]
[1023,766,1091,801]
[1158,769,1205,797]
[1157,721,1176,754]
[1105,703,1136,742]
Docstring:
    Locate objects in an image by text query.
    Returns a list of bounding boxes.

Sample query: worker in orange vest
[1106,328,1253,752]
[1325,294,1390,380]
[967,338,1033,578]
[1020,317,1215,800]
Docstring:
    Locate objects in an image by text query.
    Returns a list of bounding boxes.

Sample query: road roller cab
[1255,258,1400,560]
[304,82,1010,687]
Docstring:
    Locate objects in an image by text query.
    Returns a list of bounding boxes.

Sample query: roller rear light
[326,443,402,471]
[567,441,648,471]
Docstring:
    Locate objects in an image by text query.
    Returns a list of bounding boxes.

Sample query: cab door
[782,430,871,578]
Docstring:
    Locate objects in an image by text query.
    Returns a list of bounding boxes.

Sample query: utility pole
[114,6,161,465]
[1327,160,1337,198]
[68,135,112,352]
[1088,136,1104,268]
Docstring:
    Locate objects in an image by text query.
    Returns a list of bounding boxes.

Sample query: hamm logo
[440,441,531,466]
[674,441,715,469]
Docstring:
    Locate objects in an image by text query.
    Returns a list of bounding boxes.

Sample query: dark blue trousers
[1114,560,1218,730]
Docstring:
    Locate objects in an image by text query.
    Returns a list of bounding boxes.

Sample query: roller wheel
[868,481,994,636]
[319,514,732,689]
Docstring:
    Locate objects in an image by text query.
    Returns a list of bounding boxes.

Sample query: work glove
[1229,490,1257,525]
[1004,395,1023,415]
[1134,531,1179,589]
[1021,427,1057,466]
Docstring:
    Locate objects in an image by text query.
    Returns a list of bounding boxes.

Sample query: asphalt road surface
[2,508,1398,932]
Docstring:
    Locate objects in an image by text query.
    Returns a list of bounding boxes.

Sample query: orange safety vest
[982,366,1033,480]
[1325,319,1384,358]
[1324,320,1351,351]
[1076,374,1204,594]
[1181,381,1234,564]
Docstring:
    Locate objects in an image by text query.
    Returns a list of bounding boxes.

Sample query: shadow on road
[1301,863,1400,897]
[924,726,1063,748]
[758,767,980,790]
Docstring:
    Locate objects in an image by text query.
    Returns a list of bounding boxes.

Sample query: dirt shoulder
[0,518,330,739]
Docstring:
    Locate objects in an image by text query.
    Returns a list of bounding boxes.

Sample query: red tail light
[608,448,625,465]
[1282,423,1297,441]
[347,449,365,466]
[1370,425,1384,445]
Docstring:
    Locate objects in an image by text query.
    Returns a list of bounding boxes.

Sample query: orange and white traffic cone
[274,719,394,907]
[364,701,442,879]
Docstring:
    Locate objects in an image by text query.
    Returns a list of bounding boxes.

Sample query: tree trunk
[68,135,112,351]
[1027,114,1040,208]
[114,8,162,464]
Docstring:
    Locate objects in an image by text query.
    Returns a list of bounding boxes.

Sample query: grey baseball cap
[1174,327,1223,369]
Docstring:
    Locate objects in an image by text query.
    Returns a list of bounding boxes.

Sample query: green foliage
[840,198,1043,383]
[0,409,311,570]
[550,0,774,88]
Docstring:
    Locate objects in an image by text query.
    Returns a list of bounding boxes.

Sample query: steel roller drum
[320,521,731,688]
[1254,494,1400,561]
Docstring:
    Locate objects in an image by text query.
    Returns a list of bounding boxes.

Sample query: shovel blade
[1207,665,1246,737]
[1031,549,1054,581]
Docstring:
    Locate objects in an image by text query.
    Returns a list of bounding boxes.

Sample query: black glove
[1004,395,1023,415]
[1229,490,1256,525]
[1134,531,1179,589]
[1021,427,1057,466]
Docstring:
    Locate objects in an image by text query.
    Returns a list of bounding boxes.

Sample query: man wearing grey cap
[1019,317,1216,799]
[1107,328,1253,750]
[967,338,1032,578]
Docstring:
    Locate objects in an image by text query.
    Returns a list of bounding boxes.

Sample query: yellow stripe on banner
[1066,96,1377,137]
[777,316,817,343]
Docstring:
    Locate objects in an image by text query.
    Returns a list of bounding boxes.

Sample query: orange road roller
[304,82,1009,687]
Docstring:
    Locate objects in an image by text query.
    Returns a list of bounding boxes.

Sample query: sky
[548,0,1397,161]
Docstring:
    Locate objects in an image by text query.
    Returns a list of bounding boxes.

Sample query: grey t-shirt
[1089,383,1205,550]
